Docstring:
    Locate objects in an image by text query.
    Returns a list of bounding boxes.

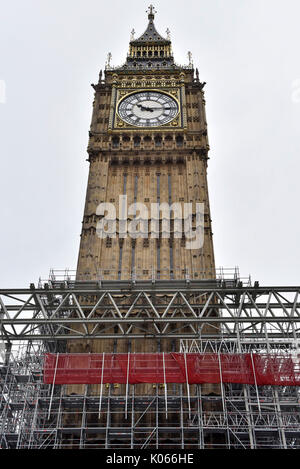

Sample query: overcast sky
[0,0,299,288]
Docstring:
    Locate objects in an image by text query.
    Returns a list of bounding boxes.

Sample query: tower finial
[106,52,112,69]
[146,4,157,20]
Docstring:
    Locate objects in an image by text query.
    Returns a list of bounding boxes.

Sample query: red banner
[43,353,300,386]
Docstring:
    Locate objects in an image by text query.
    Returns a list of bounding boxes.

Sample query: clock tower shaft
[76,43,215,285]
[70,6,216,382]
[63,7,221,447]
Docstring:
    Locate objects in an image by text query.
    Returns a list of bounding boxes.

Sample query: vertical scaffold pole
[217,352,225,412]
[98,352,105,419]
[250,352,262,418]
[218,351,230,448]
[274,387,287,449]
[183,352,191,420]
[162,352,168,419]
[131,384,135,449]
[125,352,130,419]
[48,353,59,420]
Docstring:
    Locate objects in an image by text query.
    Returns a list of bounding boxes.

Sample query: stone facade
[68,9,217,399]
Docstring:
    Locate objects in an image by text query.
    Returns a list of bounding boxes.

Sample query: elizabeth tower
[77,6,215,290]
[69,6,216,402]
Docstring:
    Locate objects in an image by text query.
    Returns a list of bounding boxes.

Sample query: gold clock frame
[112,88,182,131]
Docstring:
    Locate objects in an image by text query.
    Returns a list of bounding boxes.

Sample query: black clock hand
[150,107,172,111]
[137,104,154,112]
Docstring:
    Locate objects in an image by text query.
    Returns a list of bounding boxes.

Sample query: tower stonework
[67,6,220,445]
[69,8,217,369]
[76,10,215,285]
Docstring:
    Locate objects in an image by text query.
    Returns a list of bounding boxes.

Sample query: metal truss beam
[0,281,299,342]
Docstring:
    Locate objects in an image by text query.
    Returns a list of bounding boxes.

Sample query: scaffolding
[40,267,251,286]
[0,276,300,449]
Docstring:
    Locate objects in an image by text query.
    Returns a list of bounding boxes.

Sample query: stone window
[112,136,119,148]
[155,135,162,147]
[132,136,139,147]
[176,135,184,147]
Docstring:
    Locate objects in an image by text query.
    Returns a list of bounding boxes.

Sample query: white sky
[0,0,299,287]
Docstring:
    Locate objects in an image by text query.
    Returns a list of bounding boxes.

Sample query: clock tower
[69,5,217,406]
[76,5,215,287]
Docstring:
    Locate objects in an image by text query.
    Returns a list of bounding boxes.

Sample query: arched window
[155,135,162,147]
[112,136,119,148]
[176,135,184,147]
[122,134,130,143]
[134,136,141,147]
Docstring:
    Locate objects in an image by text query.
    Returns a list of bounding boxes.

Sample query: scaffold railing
[39,266,251,287]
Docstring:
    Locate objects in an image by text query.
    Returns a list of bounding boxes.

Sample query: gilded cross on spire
[147,4,157,19]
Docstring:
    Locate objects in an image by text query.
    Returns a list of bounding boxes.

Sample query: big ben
[76,5,215,287]
[65,5,219,448]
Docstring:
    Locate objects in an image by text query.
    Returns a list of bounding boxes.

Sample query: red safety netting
[43,353,300,386]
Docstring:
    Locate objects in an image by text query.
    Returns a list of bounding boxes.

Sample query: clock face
[118,91,179,127]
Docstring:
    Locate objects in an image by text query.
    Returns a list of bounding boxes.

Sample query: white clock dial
[118,91,179,127]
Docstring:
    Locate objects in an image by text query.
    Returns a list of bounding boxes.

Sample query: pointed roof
[131,5,170,45]
[112,5,194,72]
